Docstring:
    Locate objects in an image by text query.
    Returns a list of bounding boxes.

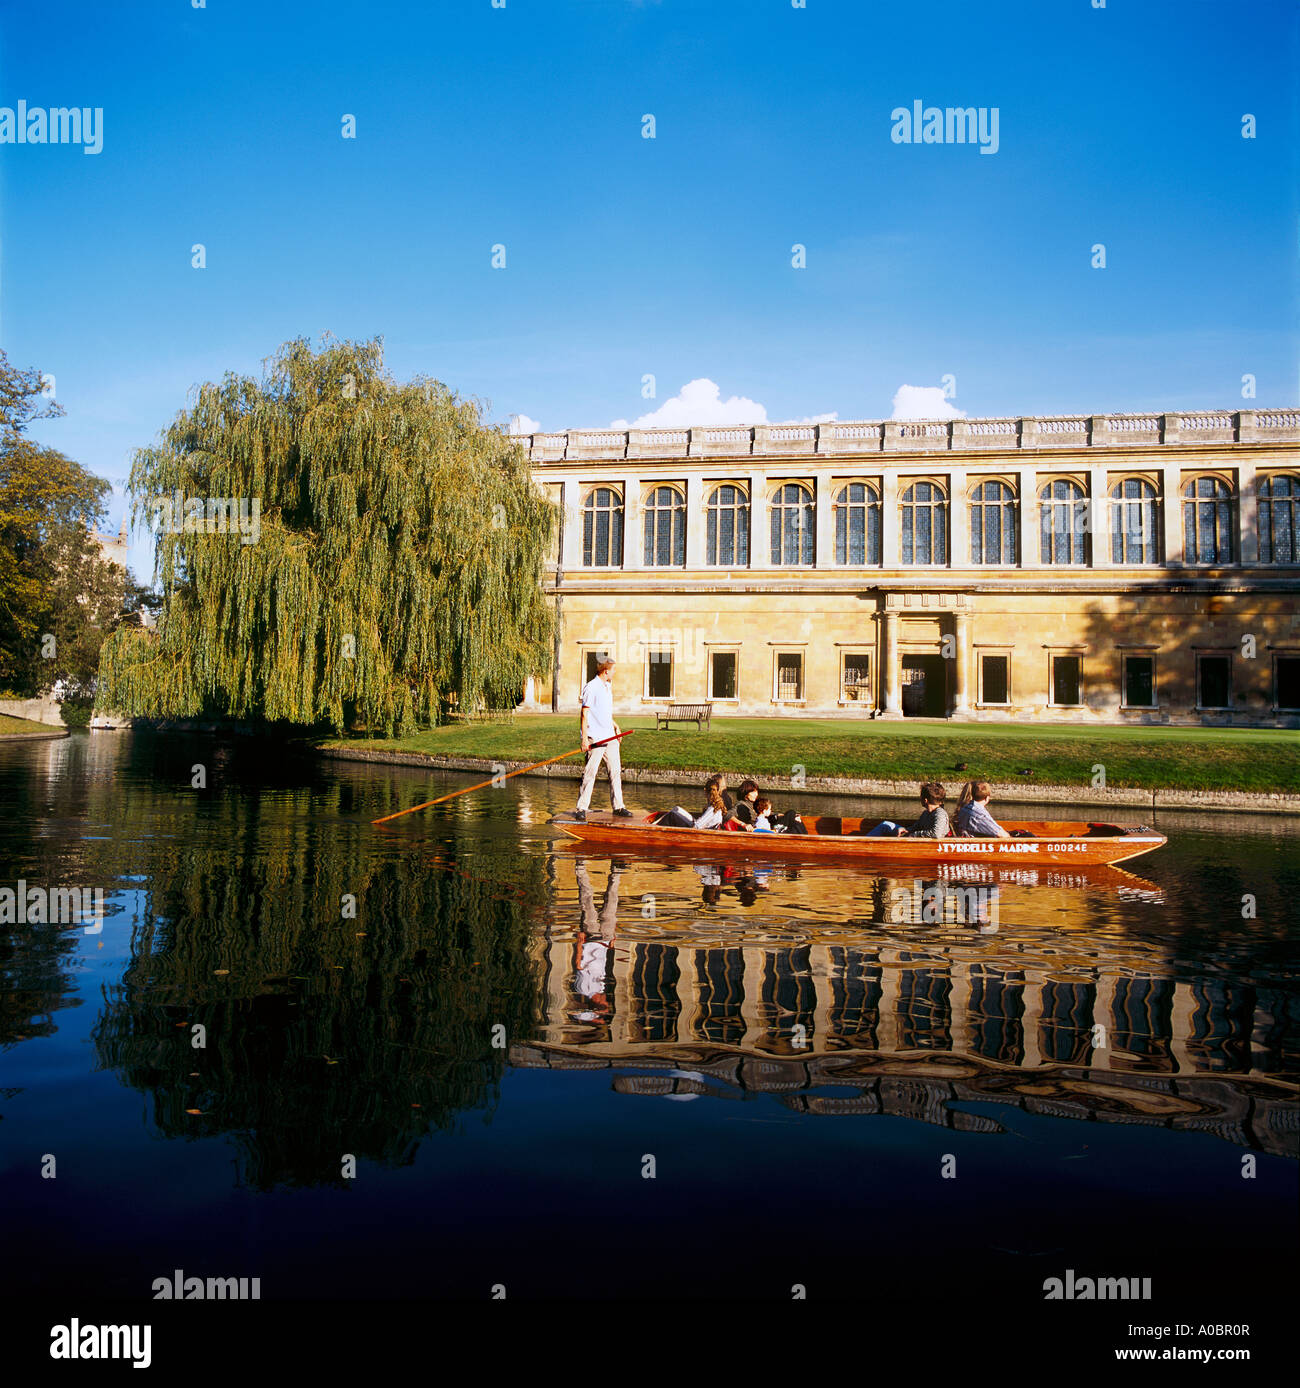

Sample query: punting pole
[370,731,633,825]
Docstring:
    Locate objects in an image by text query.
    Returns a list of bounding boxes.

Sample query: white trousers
[575,740,624,811]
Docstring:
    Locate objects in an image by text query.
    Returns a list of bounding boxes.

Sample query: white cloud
[507,413,541,435]
[617,378,769,430]
[890,385,966,420]
[602,379,838,431]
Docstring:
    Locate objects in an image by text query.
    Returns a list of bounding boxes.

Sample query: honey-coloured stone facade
[519,411,1300,724]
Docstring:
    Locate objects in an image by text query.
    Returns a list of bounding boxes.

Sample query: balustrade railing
[513,410,1298,460]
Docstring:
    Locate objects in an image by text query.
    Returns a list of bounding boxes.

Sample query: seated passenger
[752,797,774,832]
[764,800,807,835]
[691,781,729,829]
[864,781,951,838]
[954,780,1010,838]
[728,779,761,829]
[656,773,735,828]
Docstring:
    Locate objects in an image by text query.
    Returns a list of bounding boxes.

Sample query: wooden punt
[551,812,1167,867]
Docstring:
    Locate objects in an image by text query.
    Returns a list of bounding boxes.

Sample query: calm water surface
[1,733,1296,1308]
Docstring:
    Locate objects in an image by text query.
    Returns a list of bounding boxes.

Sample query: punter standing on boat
[573,657,634,821]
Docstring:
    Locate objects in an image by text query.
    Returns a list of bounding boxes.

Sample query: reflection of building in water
[521,860,1298,1158]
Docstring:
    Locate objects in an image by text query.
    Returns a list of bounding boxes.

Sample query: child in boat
[864,782,951,838]
[752,797,774,832]
[954,780,1010,838]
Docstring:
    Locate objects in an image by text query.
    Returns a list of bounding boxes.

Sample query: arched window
[1259,474,1299,564]
[969,480,1017,565]
[705,484,749,566]
[582,486,623,567]
[1039,479,1088,565]
[899,481,947,565]
[769,482,815,566]
[643,485,685,566]
[1109,477,1162,564]
[1182,476,1236,564]
[834,482,881,565]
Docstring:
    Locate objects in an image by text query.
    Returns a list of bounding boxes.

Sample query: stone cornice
[516,410,1300,465]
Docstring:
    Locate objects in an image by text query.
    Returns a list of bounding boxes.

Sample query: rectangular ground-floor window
[1122,654,1155,708]
[710,650,737,701]
[1051,654,1082,707]
[980,654,1010,705]
[1197,654,1231,709]
[647,650,674,699]
[1276,655,1300,711]
[775,651,804,702]
[841,652,871,703]
[580,649,601,696]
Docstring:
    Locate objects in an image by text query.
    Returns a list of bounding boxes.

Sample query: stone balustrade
[514,410,1299,462]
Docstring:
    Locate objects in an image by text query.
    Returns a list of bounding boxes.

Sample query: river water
[1,732,1295,1327]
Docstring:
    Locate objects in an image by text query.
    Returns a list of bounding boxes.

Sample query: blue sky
[1,0,1297,578]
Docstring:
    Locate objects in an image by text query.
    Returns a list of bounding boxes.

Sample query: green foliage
[59,696,93,728]
[0,348,133,697]
[99,337,556,733]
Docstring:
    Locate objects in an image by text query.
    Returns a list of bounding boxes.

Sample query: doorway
[901,655,947,717]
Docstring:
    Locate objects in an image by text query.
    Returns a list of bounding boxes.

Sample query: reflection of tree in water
[89,761,544,1191]
[0,917,80,1050]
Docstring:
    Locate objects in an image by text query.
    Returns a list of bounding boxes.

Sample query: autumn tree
[98,338,556,732]
[0,349,135,701]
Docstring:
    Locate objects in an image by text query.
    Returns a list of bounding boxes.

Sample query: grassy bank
[320,715,1300,794]
[0,713,60,735]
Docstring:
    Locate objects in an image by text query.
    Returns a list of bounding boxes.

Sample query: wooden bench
[655,701,713,731]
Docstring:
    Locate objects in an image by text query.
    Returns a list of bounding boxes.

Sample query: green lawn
[321,714,1300,794]
[0,713,60,735]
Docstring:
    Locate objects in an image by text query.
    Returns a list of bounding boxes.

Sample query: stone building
[89,514,129,570]
[518,409,1300,724]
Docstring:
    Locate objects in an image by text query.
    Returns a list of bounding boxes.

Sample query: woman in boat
[863,782,951,838]
[727,779,761,830]
[954,780,1010,838]
[657,778,729,829]
[655,773,734,828]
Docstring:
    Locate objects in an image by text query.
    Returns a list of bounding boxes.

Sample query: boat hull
[552,814,1167,867]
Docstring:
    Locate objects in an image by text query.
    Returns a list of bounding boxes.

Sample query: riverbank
[0,714,68,740]
[319,716,1300,815]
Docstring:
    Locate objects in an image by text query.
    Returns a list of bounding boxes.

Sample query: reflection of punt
[551,813,1167,867]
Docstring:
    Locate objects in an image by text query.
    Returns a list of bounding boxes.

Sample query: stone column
[950,609,971,717]
[1092,971,1118,1070]
[1161,463,1183,565]
[1017,466,1038,568]
[881,471,900,567]
[621,476,641,570]
[814,472,834,567]
[875,947,902,1052]
[880,607,902,717]
[1237,460,1258,565]
[561,477,583,570]
[948,467,968,567]
[684,474,705,569]
[1089,464,1109,568]
[1170,981,1198,1076]
[748,471,769,569]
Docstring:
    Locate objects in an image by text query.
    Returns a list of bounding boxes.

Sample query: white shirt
[580,677,616,743]
[577,941,609,996]
[693,806,723,829]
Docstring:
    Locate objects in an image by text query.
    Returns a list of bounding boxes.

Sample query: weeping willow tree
[97,337,556,732]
